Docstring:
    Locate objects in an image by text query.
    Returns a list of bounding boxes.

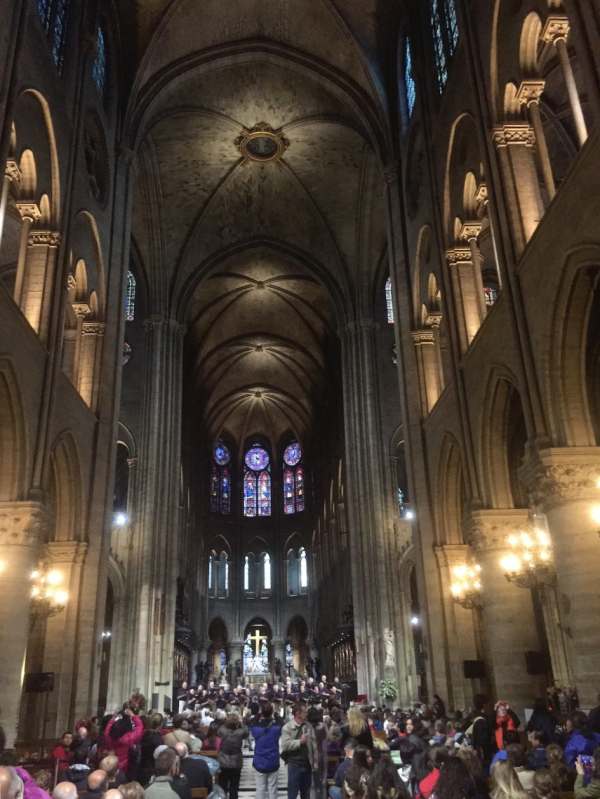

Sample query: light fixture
[591,505,600,526]
[410,616,420,626]
[500,528,554,588]
[404,509,415,521]
[450,562,483,609]
[113,512,128,527]
[30,564,68,622]
[101,630,112,639]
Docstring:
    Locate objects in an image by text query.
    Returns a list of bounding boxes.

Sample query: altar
[243,622,271,675]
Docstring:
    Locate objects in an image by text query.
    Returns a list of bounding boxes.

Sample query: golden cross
[249,628,267,657]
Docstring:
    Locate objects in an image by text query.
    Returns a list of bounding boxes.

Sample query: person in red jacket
[104,707,144,777]
[52,731,74,775]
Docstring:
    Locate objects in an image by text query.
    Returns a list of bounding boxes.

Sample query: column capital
[72,302,91,319]
[27,230,61,247]
[82,320,105,336]
[468,508,531,553]
[15,202,42,223]
[433,543,472,569]
[458,221,483,243]
[0,501,48,547]
[445,246,472,265]
[519,447,600,509]
[516,79,546,107]
[47,540,88,565]
[541,15,570,45]
[411,328,436,346]
[492,123,536,148]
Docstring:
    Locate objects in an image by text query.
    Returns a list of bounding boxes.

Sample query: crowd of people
[2,681,600,799]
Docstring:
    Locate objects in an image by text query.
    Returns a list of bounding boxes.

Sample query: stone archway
[243,618,272,679]
[286,616,309,678]
[207,617,228,681]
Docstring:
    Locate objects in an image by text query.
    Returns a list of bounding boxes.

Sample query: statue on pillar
[383,628,395,668]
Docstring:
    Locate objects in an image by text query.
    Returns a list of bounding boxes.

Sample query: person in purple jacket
[564,712,600,768]
[250,702,282,799]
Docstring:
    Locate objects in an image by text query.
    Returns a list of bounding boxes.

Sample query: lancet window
[210,442,231,515]
[244,445,271,517]
[283,442,305,515]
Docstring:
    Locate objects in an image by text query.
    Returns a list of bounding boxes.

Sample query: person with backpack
[250,702,283,799]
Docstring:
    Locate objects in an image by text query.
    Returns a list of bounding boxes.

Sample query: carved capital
[67,274,77,292]
[426,310,442,329]
[47,540,88,565]
[411,328,436,346]
[492,124,536,148]
[82,321,105,336]
[0,501,48,548]
[28,230,61,247]
[16,202,42,223]
[5,159,21,184]
[520,447,600,509]
[446,247,472,265]
[468,509,532,553]
[516,80,546,107]
[475,183,488,212]
[458,221,482,242]
[72,302,91,319]
[541,15,570,45]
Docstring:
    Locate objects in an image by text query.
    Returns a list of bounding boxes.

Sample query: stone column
[0,501,46,748]
[542,16,588,147]
[0,160,20,249]
[446,246,484,351]
[470,509,546,716]
[411,327,443,415]
[516,81,556,201]
[341,319,400,701]
[459,221,488,322]
[78,320,105,411]
[15,228,61,344]
[433,544,480,710]
[128,315,185,712]
[522,447,600,706]
[492,124,545,255]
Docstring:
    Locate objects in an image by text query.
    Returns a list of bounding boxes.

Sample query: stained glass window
[404,39,416,119]
[484,286,498,307]
[208,553,214,595]
[125,271,136,321]
[36,0,70,73]
[210,442,231,515]
[283,442,305,514]
[244,445,271,517]
[431,0,459,92]
[385,277,394,324]
[92,26,107,95]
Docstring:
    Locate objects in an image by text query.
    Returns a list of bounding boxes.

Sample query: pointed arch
[47,431,84,542]
[0,360,28,501]
[436,434,467,545]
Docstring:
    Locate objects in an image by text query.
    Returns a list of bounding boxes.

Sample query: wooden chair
[191,789,208,799]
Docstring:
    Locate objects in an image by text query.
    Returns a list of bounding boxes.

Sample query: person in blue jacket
[250,702,283,799]
[565,711,600,768]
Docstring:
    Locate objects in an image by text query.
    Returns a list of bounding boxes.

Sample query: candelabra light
[500,529,554,588]
[30,565,69,621]
[450,562,483,609]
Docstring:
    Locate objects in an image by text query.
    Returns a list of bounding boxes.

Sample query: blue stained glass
[258,470,271,516]
[125,271,136,321]
[431,0,448,91]
[284,467,294,515]
[214,442,230,466]
[50,0,69,72]
[446,0,459,53]
[37,0,51,28]
[283,442,302,467]
[245,446,270,471]
[296,466,305,513]
[385,277,394,324]
[210,465,219,513]
[92,26,107,94]
[404,40,416,119]
[244,471,257,516]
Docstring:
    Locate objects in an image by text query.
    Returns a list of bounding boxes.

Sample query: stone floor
[237,752,287,796]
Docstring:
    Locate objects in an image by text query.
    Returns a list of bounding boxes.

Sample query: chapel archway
[286,615,309,678]
[243,618,272,678]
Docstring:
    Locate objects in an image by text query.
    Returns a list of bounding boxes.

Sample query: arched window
[283,442,305,515]
[430,0,459,92]
[217,552,229,598]
[36,0,70,73]
[92,25,107,95]
[287,548,309,596]
[208,551,215,597]
[243,445,271,517]
[404,39,416,119]
[263,552,272,591]
[125,271,136,321]
[243,553,255,593]
[385,277,394,325]
[210,442,231,515]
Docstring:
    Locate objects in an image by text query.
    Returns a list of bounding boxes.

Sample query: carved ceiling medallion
[236,123,289,163]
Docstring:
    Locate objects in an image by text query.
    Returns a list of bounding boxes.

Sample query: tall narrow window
[283,442,305,515]
[299,547,308,590]
[125,271,136,321]
[243,555,250,591]
[431,0,459,92]
[208,552,215,596]
[92,26,107,95]
[385,277,394,324]
[210,442,231,515]
[36,0,70,73]
[263,553,272,591]
[216,552,229,598]
[404,39,416,118]
[243,445,271,517]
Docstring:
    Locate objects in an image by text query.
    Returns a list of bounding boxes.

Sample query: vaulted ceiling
[127,0,397,448]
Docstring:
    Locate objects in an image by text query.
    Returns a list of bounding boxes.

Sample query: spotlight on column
[113,512,128,527]
[410,616,420,626]
[404,509,415,521]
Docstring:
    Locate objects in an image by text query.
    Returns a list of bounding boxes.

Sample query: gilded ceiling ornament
[235,123,289,163]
